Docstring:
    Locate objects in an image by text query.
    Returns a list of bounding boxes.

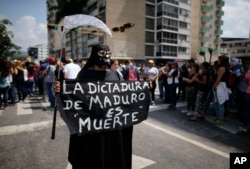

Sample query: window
[147,0,155,3]
[157,32,178,44]
[159,45,177,57]
[162,18,178,31]
[158,4,178,18]
[146,18,154,30]
[179,21,188,29]
[145,45,154,56]
[179,0,189,4]
[179,8,189,17]
[179,47,187,53]
[146,4,155,17]
[179,34,187,41]
[145,31,155,43]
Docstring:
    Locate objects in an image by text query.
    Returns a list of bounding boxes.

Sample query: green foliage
[0,19,21,59]
[208,47,213,53]
[199,51,205,56]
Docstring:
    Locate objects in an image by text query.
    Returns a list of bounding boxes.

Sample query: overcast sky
[0,0,249,51]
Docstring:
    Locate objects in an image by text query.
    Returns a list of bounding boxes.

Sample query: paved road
[0,94,249,169]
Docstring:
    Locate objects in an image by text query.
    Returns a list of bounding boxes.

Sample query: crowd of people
[1,49,250,168]
[110,56,250,132]
[0,55,249,132]
[0,56,83,109]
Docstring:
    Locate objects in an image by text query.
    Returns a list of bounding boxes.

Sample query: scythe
[51,14,112,139]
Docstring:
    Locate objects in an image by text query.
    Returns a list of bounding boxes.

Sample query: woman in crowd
[212,55,231,125]
[166,61,179,110]
[15,60,27,101]
[144,60,159,105]
[110,59,123,80]
[182,63,199,116]
[26,63,35,97]
[189,62,211,121]
[239,60,250,132]
[162,62,172,104]
[0,59,11,109]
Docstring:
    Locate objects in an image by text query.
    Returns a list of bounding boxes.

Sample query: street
[0,94,250,169]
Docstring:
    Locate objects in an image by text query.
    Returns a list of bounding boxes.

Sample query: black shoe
[167,106,176,110]
[168,104,173,108]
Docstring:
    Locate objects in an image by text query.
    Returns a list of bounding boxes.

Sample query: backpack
[126,67,138,81]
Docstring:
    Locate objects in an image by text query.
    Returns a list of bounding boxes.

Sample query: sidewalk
[150,91,243,135]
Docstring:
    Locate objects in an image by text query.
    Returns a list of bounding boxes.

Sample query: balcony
[216,9,224,17]
[215,29,223,35]
[200,36,209,42]
[201,26,210,33]
[215,19,224,26]
[201,5,211,13]
[214,38,222,44]
[216,0,225,8]
[214,48,221,53]
[201,15,211,23]
[200,46,208,52]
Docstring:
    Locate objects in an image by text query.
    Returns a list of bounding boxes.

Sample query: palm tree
[199,51,206,62]
[208,47,213,64]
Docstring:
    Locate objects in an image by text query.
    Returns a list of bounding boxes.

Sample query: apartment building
[47,0,194,64]
[191,0,225,63]
[221,38,250,59]
[35,43,49,61]
[28,43,48,62]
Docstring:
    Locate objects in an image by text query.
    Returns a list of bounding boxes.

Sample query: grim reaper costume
[68,44,133,169]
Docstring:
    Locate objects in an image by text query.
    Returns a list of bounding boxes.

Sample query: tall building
[47,0,193,64]
[191,0,225,63]
[29,43,49,62]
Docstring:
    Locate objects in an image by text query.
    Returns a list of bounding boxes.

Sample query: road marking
[66,155,156,169]
[132,154,156,169]
[0,120,65,136]
[143,121,229,159]
[17,100,33,115]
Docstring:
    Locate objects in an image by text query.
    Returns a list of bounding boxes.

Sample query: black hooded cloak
[68,44,133,169]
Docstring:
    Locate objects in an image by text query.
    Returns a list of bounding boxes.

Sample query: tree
[0,19,21,59]
[199,51,206,62]
[208,47,213,64]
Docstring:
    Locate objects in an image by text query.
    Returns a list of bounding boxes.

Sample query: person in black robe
[55,44,133,169]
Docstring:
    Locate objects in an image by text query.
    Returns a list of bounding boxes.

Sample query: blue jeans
[46,82,55,107]
[8,85,16,104]
[16,81,26,101]
[0,86,9,107]
[214,90,225,120]
[169,83,178,107]
[26,80,34,95]
[158,80,165,99]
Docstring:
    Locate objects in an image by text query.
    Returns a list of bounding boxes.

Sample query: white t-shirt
[63,63,81,79]
[145,67,158,79]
